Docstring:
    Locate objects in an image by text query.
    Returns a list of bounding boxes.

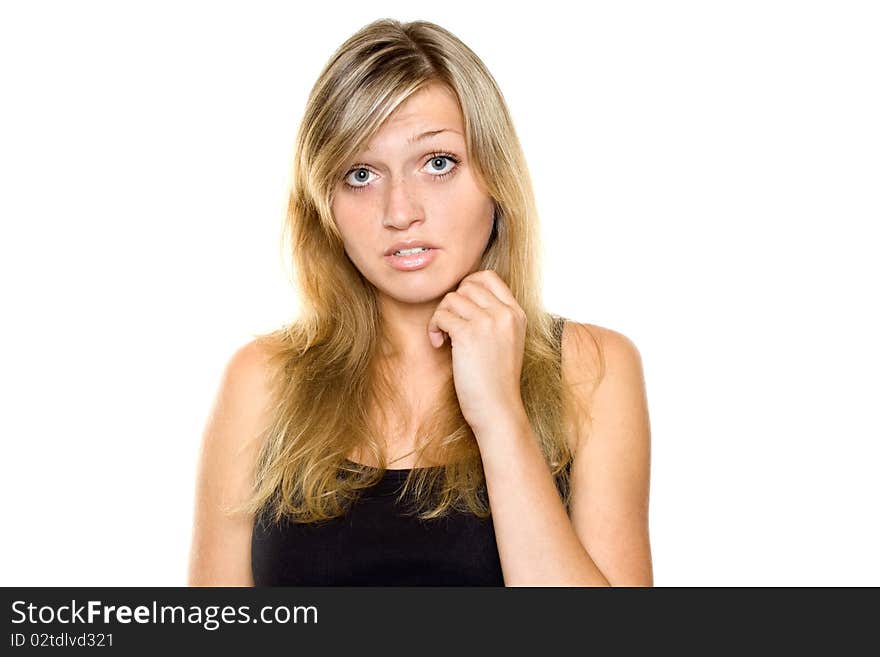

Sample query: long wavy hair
[232,18,602,525]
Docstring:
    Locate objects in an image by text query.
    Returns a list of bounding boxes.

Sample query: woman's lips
[383,248,438,271]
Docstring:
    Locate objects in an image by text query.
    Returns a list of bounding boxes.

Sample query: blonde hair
[232,18,602,525]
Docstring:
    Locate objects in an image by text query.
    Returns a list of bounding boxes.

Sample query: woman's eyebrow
[363,128,463,153]
[407,128,462,144]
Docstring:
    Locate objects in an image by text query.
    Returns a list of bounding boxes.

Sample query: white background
[1,1,877,586]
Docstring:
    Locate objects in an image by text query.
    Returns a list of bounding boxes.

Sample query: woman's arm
[565,324,653,585]
[187,340,272,586]
[478,323,653,586]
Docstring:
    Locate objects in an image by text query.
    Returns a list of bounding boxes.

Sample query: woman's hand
[427,269,527,438]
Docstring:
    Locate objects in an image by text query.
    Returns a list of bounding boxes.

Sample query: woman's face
[330,82,496,307]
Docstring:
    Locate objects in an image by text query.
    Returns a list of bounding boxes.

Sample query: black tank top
[251,314,567,586]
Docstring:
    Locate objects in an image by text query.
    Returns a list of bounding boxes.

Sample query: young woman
[187,18,653,586]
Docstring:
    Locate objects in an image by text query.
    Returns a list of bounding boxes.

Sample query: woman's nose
[381,175,423,228]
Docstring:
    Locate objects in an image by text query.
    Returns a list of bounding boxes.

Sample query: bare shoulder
[222,339,274,403]
[581,323,647,411]
[200,337,277,493]
[562,321,644,452]
[561,320,644,391]
[187,338,275,586]
[202,338,276,455]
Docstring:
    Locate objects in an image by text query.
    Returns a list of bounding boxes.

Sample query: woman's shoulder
[559,319,641,379]
[225,338,274,381]
[208,339,276,443]
[558,319,645,441]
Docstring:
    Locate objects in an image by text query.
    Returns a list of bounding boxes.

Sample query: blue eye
[426,155,456,174]
[347,168,372,186]
[343,152,461,192]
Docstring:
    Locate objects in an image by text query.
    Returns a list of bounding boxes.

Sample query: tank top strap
[548,313,572,503]
[551,313,566,358]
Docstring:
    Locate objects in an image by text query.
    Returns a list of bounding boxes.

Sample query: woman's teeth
[393,247,430,256]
